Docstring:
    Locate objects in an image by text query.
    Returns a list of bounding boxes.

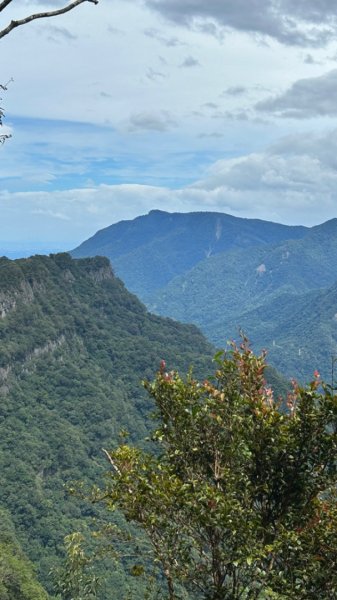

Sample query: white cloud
[2,127,337,251]
[2,0,337,254]
[189,128,337,224]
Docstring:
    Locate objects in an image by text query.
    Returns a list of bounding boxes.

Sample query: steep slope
[71,210,307,300]
[250,282,337,381]
[221,277,337,383]
[150,218,337,323]
[146,219,337,378]
[0,253,214,597]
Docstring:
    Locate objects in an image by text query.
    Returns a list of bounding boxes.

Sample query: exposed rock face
[0,282,33,318]
[0,254,114,320]
[30,336,66,358]
[86,263,114,283]
[0,254,114,391]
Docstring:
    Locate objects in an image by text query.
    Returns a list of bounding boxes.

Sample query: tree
[101,340,337,599]
[52,532,99,600]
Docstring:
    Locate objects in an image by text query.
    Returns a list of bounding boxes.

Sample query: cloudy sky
[2,0,337,253]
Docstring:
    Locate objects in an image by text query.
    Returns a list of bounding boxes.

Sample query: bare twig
[102,448,122,476]
[0,77,13,143]
[0,77,13,91]
[0,0,99,40]
[0,132,11,144]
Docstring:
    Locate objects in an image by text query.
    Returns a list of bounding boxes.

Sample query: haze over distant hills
[0,242,64,260]
[72,211,337,381]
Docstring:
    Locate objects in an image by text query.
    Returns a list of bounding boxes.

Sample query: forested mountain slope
[0,253,215,597]
[72,210,307,301]
[72,213,337,381]
[148,218,337,379]
[241,280,337,382]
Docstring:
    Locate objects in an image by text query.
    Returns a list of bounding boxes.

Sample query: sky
[2,0,337,254]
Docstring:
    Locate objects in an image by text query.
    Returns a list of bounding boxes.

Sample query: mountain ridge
[72,210,308,299]
[72,211,337,380]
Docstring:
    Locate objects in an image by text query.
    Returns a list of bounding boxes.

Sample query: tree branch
[102,448,121,476]
[0,0,99,40]
[0,132,11,144]
[0,1,13,13]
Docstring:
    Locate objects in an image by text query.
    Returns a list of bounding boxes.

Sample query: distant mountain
[147,219,337,379]
[72,210,307,301]
[0,253,214,597]
[72,212,337,380]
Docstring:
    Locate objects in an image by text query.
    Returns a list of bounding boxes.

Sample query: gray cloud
[202,102,219,110]
[146,67,167,82]
[128,110,178,132]
[44,25,77,42]
[210,109,257,122]
[270,129,337,170]
[143,27,185,47]
[146,0,337,47]
[107,25,125,36]
[223,85,247,96]
[179,55,200,68]
[255,69,337,118]
[303,53,319,65]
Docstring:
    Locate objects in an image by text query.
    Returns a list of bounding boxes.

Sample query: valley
[1,210,337,598]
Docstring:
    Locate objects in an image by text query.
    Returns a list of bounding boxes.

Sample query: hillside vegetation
[72,212,337,381]
[0,252,215,597]
[72,210,307,301]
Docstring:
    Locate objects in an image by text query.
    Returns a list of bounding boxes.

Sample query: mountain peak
[72,211,308,298]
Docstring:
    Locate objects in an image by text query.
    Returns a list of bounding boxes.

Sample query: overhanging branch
[0,1,13,13]
[0,0,99,40]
